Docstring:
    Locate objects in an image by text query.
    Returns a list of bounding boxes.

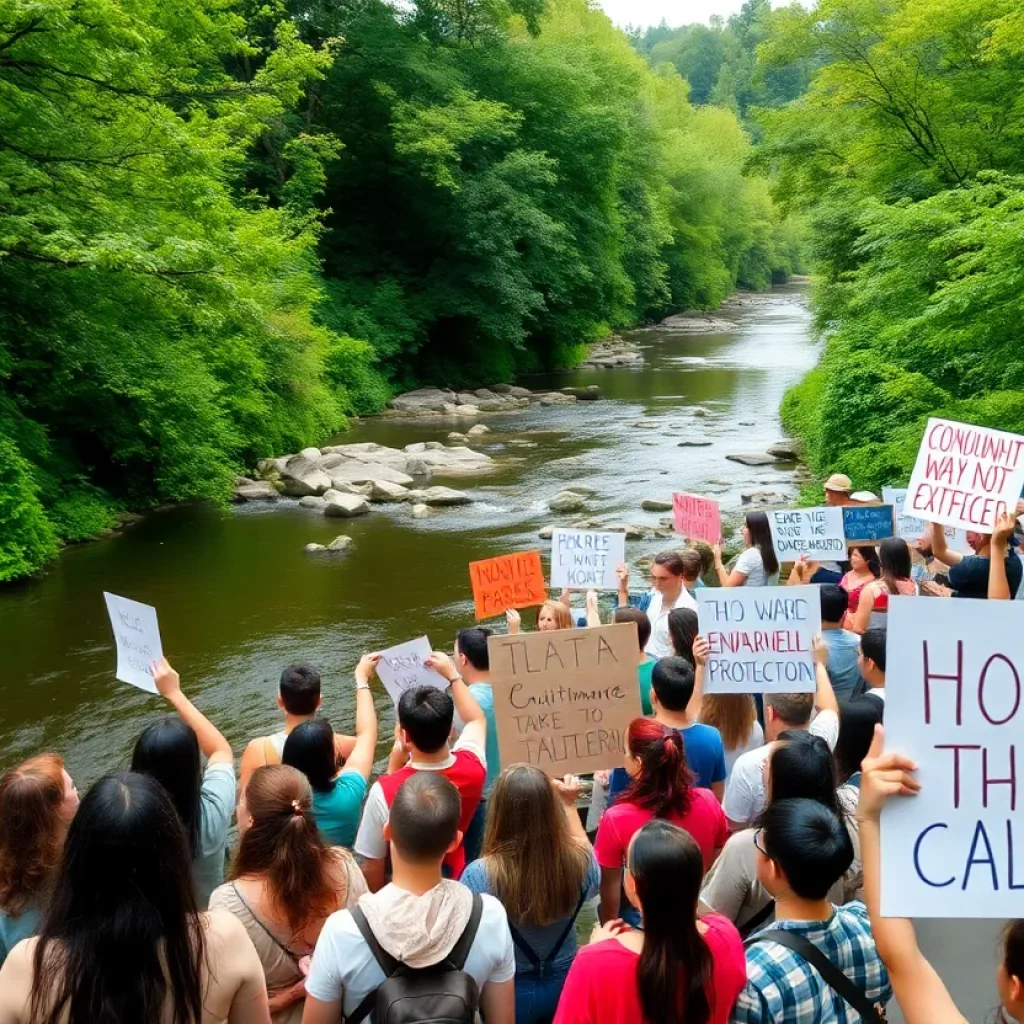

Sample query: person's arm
[386,723,408,774]
[354,785,389,893]
[479,980,515,1024]
[340,654,379,780]
[598,866,621,923]
[238,739,266,810]
[713,543,747,587]
[616,562,629,606]
[929,521,964,566]
[152,658,232,766]
[426,652,486,751]
[301,996,341,1024]
[505,608,521,635]
[266,981,306,1014]
[690,635,710,719]
[850,582,875,635]
[584,590,601,628]
[552,774,590,846]
[989,511,1017,600]
[333,733,357,764]
[787,553,810,586]
[812,635,839,717]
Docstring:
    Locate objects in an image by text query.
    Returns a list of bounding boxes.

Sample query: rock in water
[326,535,353,552]
[641,499,673,512]
[304,543,326,553]
[420,486,473,507]
[538,524,555,540]
[279,454,332,497]
[467,424,490,436]
[726,453,778,467]
[766,441,801,460]
[404,442,427,454]
[677,440,713,447]
[368,480,410,503]
[563,485,597,496]
[233,478,280,501]
[323,492,370,517]
[299,446,323,462]
[548,491,586,513]
[411,503,431,518]
[447,432,469,443]
[298,495,328,510]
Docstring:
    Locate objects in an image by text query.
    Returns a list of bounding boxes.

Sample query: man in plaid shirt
[732,798,892,1022]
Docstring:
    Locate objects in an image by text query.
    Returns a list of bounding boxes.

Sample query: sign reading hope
[904,417,1024,532]
[769,507,846,559]
[550,529,625,591]
[696,585,821,694]
[672,492,721,545]
[103,592,163,693]
[882,598,1024,917]
[469,551,546,620]
[487,622,641,776]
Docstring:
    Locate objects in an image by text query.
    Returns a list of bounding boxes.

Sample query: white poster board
[696,585,821,694]
[882,597,1024,917]
[768,507,846,560]
[550,529,626,591]
[376,636,447,706]
[904,418,1024,532]
[103,592,163,693]
[883,487,967,549]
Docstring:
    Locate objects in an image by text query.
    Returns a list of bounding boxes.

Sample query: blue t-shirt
[608,721,726,801]
[0,904,40,968]
[312,772,369,848]
[192,760,236,910]
[469,683,500,797]
[822,628,864,703]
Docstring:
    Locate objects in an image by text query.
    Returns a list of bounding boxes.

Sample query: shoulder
[701,913,745,959]
[691,785,725,814]
[693,722,724,748]
[573,937,636,970]
[334,771,368,797]
[736,546,760,566]
[835,900,871,930]
[204,907,250,943]
[468,682,493,707]
[460,859,490,894]
[478,892,508,926]
[451,737,487,771]
[204,759,236,784]
[202,760,236,804]
[732,743,769,778]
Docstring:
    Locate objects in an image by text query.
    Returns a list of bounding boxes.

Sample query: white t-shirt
[721,720,765,778]
[644,587,698,659]
[734,547,780,588]
[721,710,840,826]
[305,894,515,1017]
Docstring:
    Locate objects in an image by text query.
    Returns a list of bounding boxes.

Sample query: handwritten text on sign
[672,492,721,545]
[102,592,163,693]
[769,507,846,559]
[487,623,642,776]
[376,636,447,706]
[550,529,626,591]
[842,505,895,544]
[469,551,546,620]
[904,418,1024,532]
[882,598,1024,917]
[883,487,967,549]
[696,585,821,694]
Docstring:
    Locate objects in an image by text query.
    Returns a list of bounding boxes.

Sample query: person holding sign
[713,512,780,589]
[921,519,1022,599]
[617,552,697,659]
[849,537,916,634]
[505,600,572,635]
[989,510,1022,599]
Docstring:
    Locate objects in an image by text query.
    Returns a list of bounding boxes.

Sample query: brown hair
[232,765,344,938]
[482,766,590,926]
[765,692,814,727]
[700,694,758,752]
[653,551,685,576]
[1004,921,1024,980]
[0,754,68,915]
[614,606,651,650]
[536,600,572,630]
[678,548,703,582]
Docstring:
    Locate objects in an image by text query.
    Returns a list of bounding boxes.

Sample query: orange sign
[469,551,547,621]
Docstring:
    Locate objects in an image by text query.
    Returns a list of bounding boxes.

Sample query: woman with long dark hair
[713,511,780,588]
[0,772,269,1024]
[667,607,699,667]
[839,545,881,622]
[851,536,916,633]
[554,821,745,1024]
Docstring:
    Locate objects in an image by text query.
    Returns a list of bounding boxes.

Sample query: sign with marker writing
[768,507,846,559]
[469,551,546,621]
[102,592,163,693]
[376,636,447,706]
[696,585,821,695]
[883,487,967,549]
[904,417,1024,532]
[487,622,642,776]
[842,505,895,544]
[882,598,1024,917]
[672,492,721,545]
[550,529,625,591]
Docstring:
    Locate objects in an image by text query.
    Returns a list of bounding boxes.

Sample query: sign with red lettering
[882,597,1024,917]
[672,492,721,544]
[469,551,546,621]
[905,417,1024,532]
[695,585,821,694]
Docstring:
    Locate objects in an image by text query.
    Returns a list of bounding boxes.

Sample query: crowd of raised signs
[2,453,1024,1024]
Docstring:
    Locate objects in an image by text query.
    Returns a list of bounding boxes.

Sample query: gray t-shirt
[735,547,780,588]
[192,761,236,910]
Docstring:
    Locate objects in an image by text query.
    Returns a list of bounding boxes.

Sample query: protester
[303,773,515,1024]
[667,606,699,666]
[713,512,780,588]
[839,546,880,619]
[0,772,270,1024]
[833,697,883,827]
[989,511,1022,599]
[354,651,486,890]
[554,820,745,1024]
[506,600,572,633]
[0,756,79,967]
[818,584,865,703]
[595,719,728,925]
[922,518,1022,599]
[699,694,763,776]
[617,552,697,659]
[680,547,706,593]
[857,628,886,705]
[612,607,656,714]
[732,798,891,1023]
[462,767,598,1024]
[850,537,916,633]
[823,474,855,507]
[131,657,235,908]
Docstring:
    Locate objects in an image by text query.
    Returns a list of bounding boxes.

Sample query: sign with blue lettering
[550,529,626,590]
[842,504,895,543]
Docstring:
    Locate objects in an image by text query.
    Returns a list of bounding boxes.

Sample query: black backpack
[346,893,484,1024]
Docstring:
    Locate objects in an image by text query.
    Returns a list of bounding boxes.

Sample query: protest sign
[487,622,642,776]
[102,592,163,693]
[672,492,721,545]
[881,598,1024,917]
[768,507,846,559]
[696,585,821,695]
[883,487,967,548]
[469,550,546,621]
[904,417,1024,532]
[550,529,625,591]
[842,505,895,544]
[376,636,447,706]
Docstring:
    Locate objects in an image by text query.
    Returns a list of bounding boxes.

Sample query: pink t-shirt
[593,788,729,872]
[552,914,745,1024]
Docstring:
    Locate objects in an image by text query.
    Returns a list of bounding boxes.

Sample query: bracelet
[355,682,371,691]
[448,675,463,685]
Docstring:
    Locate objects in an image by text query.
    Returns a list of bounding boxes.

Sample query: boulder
[657,313,737,332]
[369,479,410,503]
[677,440,713,447]
[564,485,597,496]
[641,499,674,512]
[404,442,427,454]
[425,442,445,450]
[454,404,480,418]
[726,453,777,467]
[560,386,601,401]
[507,440,537,448]
[279,455,332,497]
[692,408,709,418]
[298,495,327,510]
[411,503,432,519]
[257,456,289,478]
[389,388,453,414]
[467,424,490,436]
[739,421,756,427]
[330,463,414,487]
[603,522,647,540]
[537,392,577,405]
[326,535,353,552]
[632,421,660,430]
[299,446,323,462]
[420,486,473,507]
[455,392,479,406]
[490,383,513,394]
[304,543,326,553]
[767,441,801,460]
[548,491,586,514]
[404,459,431,478]
[570,518,605,530]
[323,492,370,517]
[740,490,789,506]
[415,447,496,478]
[233,478,280,502]
[447,432,469,443]
[538,524,555,540]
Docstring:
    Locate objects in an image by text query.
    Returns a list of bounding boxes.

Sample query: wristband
[355,682,371,691]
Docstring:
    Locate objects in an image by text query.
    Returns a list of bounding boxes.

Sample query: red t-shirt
[552,914,745,1024]
[593,788,728,872]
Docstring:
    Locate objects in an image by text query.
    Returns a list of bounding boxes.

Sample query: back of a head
[819,584,848,624]
[398,685,455,754]
[651,656,696,711]
[745,511,780,578]
[679,548,704,583]
[282,717,337,792]
[389,773,461,864]
[666,609,698,666]
[614,606,651,652]
[764,692,814,728]
[834,698,884,782]
[623,718,693,818]
[861,627,887,674]
[768,733,840,815]
[761,797,854,900]
[279,664,321,716]
[879,537,911,585]
[456,628,491,672]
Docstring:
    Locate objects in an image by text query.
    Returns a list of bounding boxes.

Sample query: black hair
[745,511,780,579]
[834,698,884,783]
[456,628,491,672]
[767,733,841,816]
[761,798,854,901]
[650,656,695,712]
[614,606,652,651]
[819,584,848,625]
[667,608,699,667]
[397,685,455,754]
[131,719,201,858]
[861,627,886,673]
[851,545,880,577]
[282,717,337,794]
[878,537,912,594]
[30,773,203,1024]
[389,773,461,863]
[280,664,321,716]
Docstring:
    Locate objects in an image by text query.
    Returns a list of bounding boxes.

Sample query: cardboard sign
[469,551,546,621]
[696,585,821,694]
[672,492,721,545]
[883,487,967,549]
[842,505,895,544]
[376,636,447,706]
[882,597,1024,917]
[550,529,626,591]
[102,592,163,693]
[904,417,1024,532]
[768,507,846,560]
[487,622,642,775]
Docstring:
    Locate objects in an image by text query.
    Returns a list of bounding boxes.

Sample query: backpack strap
[446,892,484,971]
[746,929,884,1024]
[508,888,588,975]
[738,899,775,940]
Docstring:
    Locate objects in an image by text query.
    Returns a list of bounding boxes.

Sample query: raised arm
[929,521,963,566]
[585,590,602,628]
[153,658,232,766]
[340,654,380,780]
[690,635,710,719]
[713,543,747,588]
[552,774,591,847]
[616,562,630,607]
[811,635,838,717]
[425,652,486,749]
[989,511,1017,600]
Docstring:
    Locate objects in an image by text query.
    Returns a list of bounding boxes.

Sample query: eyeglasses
[753,828,768,857]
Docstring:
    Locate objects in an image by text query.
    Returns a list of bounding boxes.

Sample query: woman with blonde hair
[506,600,573,634]
[699,695,763,776]
[462,765,597,1024]
[209,765,365,1022]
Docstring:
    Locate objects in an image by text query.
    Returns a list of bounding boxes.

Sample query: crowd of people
[1,478,1023,1024]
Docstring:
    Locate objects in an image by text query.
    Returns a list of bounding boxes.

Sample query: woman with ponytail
[595,719,727,926]
[554,820,745,1024]
[208,765,365,1022]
